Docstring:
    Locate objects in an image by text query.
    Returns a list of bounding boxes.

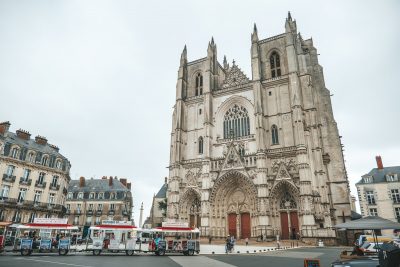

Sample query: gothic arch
[270,180,299,199]
[214,96,255,140]
[179,188,201,227]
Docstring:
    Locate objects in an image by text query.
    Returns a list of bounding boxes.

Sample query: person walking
[245,237,249,246]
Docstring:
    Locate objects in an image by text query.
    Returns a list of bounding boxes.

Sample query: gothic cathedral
[167,13,351,242]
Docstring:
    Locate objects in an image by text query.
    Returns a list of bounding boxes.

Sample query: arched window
[280,191,297,209]
[11,147,19,158]
[198,137,203,154]
[271,125,279,145]
[195,73,203,96]
[270,52,281,78]
[223,104,250,139]
[42,155,49,166]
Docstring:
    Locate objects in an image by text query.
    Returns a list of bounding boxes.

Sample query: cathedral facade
[167,13,351,242]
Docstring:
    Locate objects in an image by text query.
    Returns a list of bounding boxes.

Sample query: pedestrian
[261,234,264,242]
[245,237,249,246]
[208,236,212,244]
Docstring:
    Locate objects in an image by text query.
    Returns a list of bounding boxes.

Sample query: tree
[158,199,167,218]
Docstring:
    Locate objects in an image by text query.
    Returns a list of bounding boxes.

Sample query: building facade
[146,178,168,228]
[0,121,71,223]
[65,176,132,230]
[167,13,351,242]
[356,156,400,222]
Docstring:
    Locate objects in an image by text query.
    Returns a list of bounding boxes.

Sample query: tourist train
[0,218,200,256]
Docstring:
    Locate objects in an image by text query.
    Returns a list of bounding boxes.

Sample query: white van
[357,235,392,246]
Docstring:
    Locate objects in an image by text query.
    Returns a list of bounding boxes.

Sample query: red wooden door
[290,211,299,239]
[280,212,289,239]
[240,213,251,239]
[228,213,237,237]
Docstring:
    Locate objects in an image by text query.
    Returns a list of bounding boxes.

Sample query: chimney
[0,121,10,135]
[49,144,59,152]
[109,176,113,186]
[79,176,85,187]
[127,182,131,190]
[376,156,383,169]
[16,129,31,140]
[35,135,48,145]
[164,177,168,184]
[120,178,127,187]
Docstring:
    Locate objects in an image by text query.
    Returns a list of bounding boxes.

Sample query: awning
[333,216,400,230]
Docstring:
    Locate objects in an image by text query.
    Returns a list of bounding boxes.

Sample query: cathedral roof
[155,183,168,198]
[356,166,400,184]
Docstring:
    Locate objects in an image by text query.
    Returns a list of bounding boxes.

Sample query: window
[77,204,82,211]
[369,208,378,216]
[198,137,203,154]
[34,191,41,203]
[395,208,400,222]
[6,165,15,176]
[86,216,92,224]
[270,52,281,78]
[110,203,115,211]
[97,204,103,211]
[98,192,104,199]
[195,73,203,96]
[366,191,376,205]
[29,212,36,223]
[56,160,62,169]
[67,192,73,200]
[0,185,10,198]
[11,147,19,158]
[268,91,272,96]
[48,193,55,204]
[239,147,245,157]
[271,125,279,145]
[22,169,31,180]
[13,211,21,222]
[28,152,35,163]
[89,192,95,199]
[387,174,398,182]
[78,192,83,199]
[391,189,400,203]
[199,109,202,115]
[17,188,27,203]
[38,172,45,184]
[95,217,101,225]
[89,204,94,211]
[74,216,79,224]
[42,156,48,166]
[363,177,372,183]
[51,175,58,187]
[223,104,250,139]
[66,204,71,211]
[110,193,116,200]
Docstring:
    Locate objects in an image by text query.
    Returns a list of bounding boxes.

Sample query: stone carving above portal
[220,142,245,170]
[221,62,250,89]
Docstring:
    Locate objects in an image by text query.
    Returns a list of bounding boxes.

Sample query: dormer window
[67,192,73,199]
[98,192,104,199]
[11,147,19,158]
[386,174,398,182]
[89,192,95,199]
[78,192,83,199]
[363,176,372,183]
[56,160,62,169]
[42,156,49,166]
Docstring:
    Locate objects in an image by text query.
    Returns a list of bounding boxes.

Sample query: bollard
[212,251,215,254]
[237,251,240,253]
[247,251,249,253]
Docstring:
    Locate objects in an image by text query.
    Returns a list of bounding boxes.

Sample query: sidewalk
[199,244,286,255]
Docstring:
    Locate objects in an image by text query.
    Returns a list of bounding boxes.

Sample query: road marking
[169,256,237,267]
[16,258,94,267]
[260,251,323,258]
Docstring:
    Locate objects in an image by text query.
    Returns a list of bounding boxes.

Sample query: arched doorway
[179,189,201,228]
[270,181,300,240]
[210,171,257,238]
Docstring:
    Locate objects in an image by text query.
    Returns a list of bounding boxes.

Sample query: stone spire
[223,55,229,70]
[252,23,259,43]
[180,45,187,66]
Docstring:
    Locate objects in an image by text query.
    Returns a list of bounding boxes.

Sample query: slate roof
[1,131,68,160]
[356,166,400,184]
[68,179,129,193]
[155,183,167,198]
[351,211,362,220]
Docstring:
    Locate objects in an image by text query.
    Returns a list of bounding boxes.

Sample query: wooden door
[290,211,299,239]
[280,212,289,239]
[190,215,195,228]
[228,213,237,237]
[240,213,251,239]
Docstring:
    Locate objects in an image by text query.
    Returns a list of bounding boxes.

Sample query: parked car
[331,258,379,267]
[360,242,383,253]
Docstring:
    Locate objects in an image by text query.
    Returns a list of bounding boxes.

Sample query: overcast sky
[0,0,399,223]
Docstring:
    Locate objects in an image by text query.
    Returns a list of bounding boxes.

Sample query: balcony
[19,178,32,186]
[65,209,71,215]
[108,210,115,215]
[74,210,82,215]
[49,184,60,191]
[2,174,16,183]
[87,210,93,215]
[122,210,129,216]
[96,210,102,216]
[35,181,47,189]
